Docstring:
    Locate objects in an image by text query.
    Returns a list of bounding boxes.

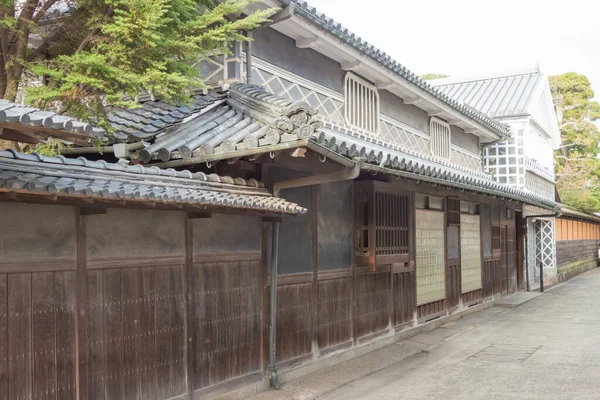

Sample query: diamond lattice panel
[460,214,482,294]
[416,210,446,305]
[535,219,555,269]
[251,67,345,123]
[379,119,430,154]
[452,148,482,172]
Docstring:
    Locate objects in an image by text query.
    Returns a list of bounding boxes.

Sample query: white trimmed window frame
[344,72,380,134]
[429,117,451,160]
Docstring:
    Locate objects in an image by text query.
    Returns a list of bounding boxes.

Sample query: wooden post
[75,207,88,400]
[311,186,319,358]
[351,185,358,345]
[184,214,194,399]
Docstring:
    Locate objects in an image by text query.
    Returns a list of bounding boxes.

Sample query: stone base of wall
[557,257,598,283]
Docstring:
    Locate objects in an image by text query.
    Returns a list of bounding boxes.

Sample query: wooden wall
[0,203,77,400]
[0,180,525,399]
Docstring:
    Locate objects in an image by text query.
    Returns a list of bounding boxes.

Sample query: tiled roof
[107,83,321,163]
[430,70,542,118]
[311,125,557,211]
[0,99,105,145]
[0,149,306,214]
[107,92,227,142]
[287,0,511,139]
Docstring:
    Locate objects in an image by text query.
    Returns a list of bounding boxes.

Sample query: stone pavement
[249,268,600,400]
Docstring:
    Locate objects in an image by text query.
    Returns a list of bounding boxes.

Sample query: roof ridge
[430,68,542,87]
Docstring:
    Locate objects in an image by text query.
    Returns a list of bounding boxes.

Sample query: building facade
[432,69,561,288]
[0,1,570,399]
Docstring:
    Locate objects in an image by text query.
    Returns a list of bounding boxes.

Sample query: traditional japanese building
[431,68,561,288]
[0,1,567,399]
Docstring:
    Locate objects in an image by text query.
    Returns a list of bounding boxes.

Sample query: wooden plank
[85,270,104,400]
[311,186,318,355]
[169,265,186,397]
[75,208,88,400]
[122,268,141,400]
[139,267,157,400]
[103,268,124,400]
[156,266,172,399]
[8,273,32,400]
[32,272,57,400]
[185,216,194,398]
[0,257,76,273]
[55,271,76,400]
[0,274,7,400]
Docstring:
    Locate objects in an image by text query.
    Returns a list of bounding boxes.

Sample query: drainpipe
[524,211,561,291]
[245,31,253,83]
[268,161,362,389]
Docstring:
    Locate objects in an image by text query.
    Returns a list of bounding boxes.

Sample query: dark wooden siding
[274,279,312,363]
[355,270,390,338]
[393,270,415,327]
[317,275,353,350]
[557,240,598,266]
[0,203,77,400]
[191,257,262,391]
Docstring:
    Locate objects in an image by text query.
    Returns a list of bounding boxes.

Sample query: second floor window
[344,73,380,134]
[429,117,451,159]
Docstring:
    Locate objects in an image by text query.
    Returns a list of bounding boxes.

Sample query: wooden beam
[427,110,444,117]
[341,59,361,71]
[296,36,320,49]
[403,96,422,105]
[75,207,88,398]
[375,80,395,90]
[79,206,107,215]
[188,211,212,219]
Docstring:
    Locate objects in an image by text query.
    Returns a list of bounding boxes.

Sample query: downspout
[524,211,561,291]
[268,161,362,389]
[245,30,253,83]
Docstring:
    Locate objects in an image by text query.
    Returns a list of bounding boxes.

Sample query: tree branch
[32,0,61,23]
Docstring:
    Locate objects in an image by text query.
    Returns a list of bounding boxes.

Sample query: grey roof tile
[0,149,305,214]
[313,124,557,211]
[430,70,541,118]
[0,100,104,143]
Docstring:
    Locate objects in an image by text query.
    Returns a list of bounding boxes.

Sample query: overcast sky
[306,0,600,96]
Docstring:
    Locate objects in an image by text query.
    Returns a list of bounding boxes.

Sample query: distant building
[432,68,561,287]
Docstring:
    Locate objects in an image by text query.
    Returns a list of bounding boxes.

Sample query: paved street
[251,268,600,400]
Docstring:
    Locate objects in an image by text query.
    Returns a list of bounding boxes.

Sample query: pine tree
[550,72,600,213]
[0,0,273,134]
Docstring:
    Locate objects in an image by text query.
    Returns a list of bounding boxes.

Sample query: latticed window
[354,181,409,271]
[429,117,451,159]
[344,73,380,134]
[535,219,555,269]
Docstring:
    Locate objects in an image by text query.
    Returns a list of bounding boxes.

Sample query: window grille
[429,117,451,159]
[344,73,380,134]
[354,181,410,271]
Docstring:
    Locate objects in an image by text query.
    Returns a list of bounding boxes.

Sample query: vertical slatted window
[429,117,451,159]
[345,73,380,134]
[461,214,483,293]
[374,191,409,256]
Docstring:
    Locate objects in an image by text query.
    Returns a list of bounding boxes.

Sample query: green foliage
[31,138,70,156]
[420,73,449,80]
[0,0,274,129]
[550,72,600,212]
